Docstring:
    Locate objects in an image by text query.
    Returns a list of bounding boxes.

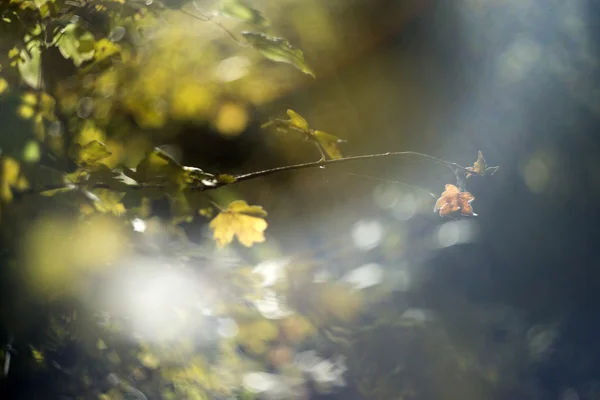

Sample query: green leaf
[55,24,96,67]
[219,0,269,28]
[17,41,42,89]
[241,32,315,78]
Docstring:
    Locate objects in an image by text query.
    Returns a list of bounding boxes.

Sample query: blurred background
[1,0,600,398]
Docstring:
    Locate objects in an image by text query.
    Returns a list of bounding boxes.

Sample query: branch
[233,151,471,183]
[16,151,472,198]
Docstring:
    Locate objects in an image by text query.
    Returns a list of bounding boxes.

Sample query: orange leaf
[433,184,476,217]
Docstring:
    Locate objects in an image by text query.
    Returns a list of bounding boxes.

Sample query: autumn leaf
[433,184,476,217]
[0,78,8,94]
[312,130,345,160]
[241,32,315,77]
[262,109,346,159]
[466,150,499,178]
[69,140,112,167]
[91,189,126,216]
[209,200,268,247]
[134,148,216,190]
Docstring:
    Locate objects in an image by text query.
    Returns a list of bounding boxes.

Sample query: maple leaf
[262,109,346,160]
[209,200,268,248]
[433,184,476,217]
[466,150,499,178]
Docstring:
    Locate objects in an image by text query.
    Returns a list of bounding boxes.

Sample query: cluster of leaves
[0,0,502,399]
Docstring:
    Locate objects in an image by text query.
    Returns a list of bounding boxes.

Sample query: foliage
[0,0,504,399]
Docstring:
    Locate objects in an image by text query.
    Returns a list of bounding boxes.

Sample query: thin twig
[234,151,471,183]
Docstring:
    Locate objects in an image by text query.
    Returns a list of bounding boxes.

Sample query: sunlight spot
[391,192,417,221]
[342,263,383,290]
[253,259,288,287]
[497,35,541,83]
[523,152,552,193]
[387,268,410,292]
[436,219,477,248]
[351,220,383,251]
[562,388,579,400]
[22,140,40,163]
[215,55,251,82]
[109,26,126,42]
[527,324,558,361]
[243,372,277,393]
[313,269,332,283]
[216,317,239,338]
[400,308,433,323]
[77,97,94,119]
[132,218,146,233]
[253,290,293,319]
[213,102,249,137]
[372,183,400,209]
[295,351,347,389]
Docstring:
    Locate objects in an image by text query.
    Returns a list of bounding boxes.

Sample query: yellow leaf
[312,130,345,160]
[69,140,112,167]
[74,121,105,146]
[209,200,267,248]
[17,105,35,119]
[216,174,237,184]
[0,78,8,94]
[1,157,29,202]
[91,189,126,216]
[286,109,309,132]
[139,351,160,369]
[30,347,44,364]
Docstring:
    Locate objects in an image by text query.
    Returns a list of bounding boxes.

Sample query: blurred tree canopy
[0,1,549,400]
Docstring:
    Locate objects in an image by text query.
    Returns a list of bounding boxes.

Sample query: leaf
[219,0,269,28]
[216,174,237,184]
[134,148,216,190]
[209,200,267,248]
[55,24,96,67]
[241,32,315,77]
[69,140,112,167]
[312,130,345,160]
[17,41,42,89]
[286,109,309,132]
[0,78,8,94]
[466,150,499,178]
[91,189,126,216]
[1,157,29,202]
[40,185,77,197]
[134,147,183,183]
[262,109,345,159]
[433,184,476,217]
